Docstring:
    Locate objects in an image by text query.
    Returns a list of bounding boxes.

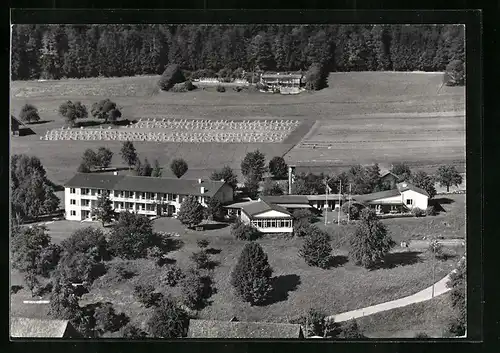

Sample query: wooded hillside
[11,24,464,81]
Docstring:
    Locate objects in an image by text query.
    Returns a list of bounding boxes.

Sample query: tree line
[11,24,464,81]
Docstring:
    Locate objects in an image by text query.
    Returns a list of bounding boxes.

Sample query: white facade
[241,209,293,234]
[400,189,428,210]
[64,184,233,221]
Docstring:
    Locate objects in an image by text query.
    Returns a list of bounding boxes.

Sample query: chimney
[198,178,202,184]
[200,186,205,194]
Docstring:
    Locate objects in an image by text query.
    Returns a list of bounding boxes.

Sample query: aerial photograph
[10,24,466,339]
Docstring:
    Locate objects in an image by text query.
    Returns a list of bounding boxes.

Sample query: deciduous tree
[349,209,396,268]
[120,141,138,170]
[241,150,267,180]
[436,165,463,192]
[177,196,204,229]
[96,147,113,170]
[19,103,40,124]
[59,101,88,126]
[92,191,115,227]
[390,162,412,182]
[210,165,238,191]
[411,171,436,198]
[108,212,156,259]
[81,148,98,170]
[152,159,162,177]
[298,226,332,268]
[147,295,189,338]
[268,156,288,179]
[261,179,284,196]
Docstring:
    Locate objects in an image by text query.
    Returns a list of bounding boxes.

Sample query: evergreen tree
[152,159,162,177]
[170,158,188,178]
[230,242,273,305]
[268,156,288,179]
[210,165,238,191]
[241,150,267,180]
[147,295,189,338]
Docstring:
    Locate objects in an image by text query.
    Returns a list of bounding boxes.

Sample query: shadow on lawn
[202,223,229,231]
[205,248,222,255]
[370,251,422,270]
[328,255,349,268]
[265,274,301,305]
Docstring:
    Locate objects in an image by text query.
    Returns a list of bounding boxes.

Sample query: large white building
[64,173,234,221]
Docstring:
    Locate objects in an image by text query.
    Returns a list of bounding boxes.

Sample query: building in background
[260,73,303,94]
[64,173,233,221]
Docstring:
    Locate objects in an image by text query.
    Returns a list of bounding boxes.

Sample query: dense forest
[11,24,464,81]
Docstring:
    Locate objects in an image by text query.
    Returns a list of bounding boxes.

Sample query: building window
[70,188,76,194]
[82,200,89,206]
[406,199,413,205]
[70,210,76,216]
[70,199,76,205]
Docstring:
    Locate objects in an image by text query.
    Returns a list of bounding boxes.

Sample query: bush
[412,207,426,217]
[196,239,210,249]
[134,284,163,308]
[11,285,23,294]
[231,221,261,241]
[180,268,209,310]
[147,295,189,338]
[230,242,273,306]
[444,59,465,86]
[414,332,430,338]
[293,221,312,237]
[190,250,210,270]
[292,209,314,223]
[161,265,184,287]
[338,319,365,338]
[19,103,40,123]
[184,80,196,91]
[216,85,226,93]
[121,323,147,339]
[298,226,332,268]
[341,202,363,220]
[426,205,437,216]
[146,246,164,260]
[158,64,186,91]
[93,303,129,335]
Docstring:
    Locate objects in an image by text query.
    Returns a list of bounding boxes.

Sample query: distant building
[259,195,312,212]
[239,200,294,233]
[64,173,233,221]
[260,73,303,94]
[187,319,304,338]
[379,171,401,190]
[10,317,81,338]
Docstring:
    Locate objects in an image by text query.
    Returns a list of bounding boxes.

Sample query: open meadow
[11,71,465,186]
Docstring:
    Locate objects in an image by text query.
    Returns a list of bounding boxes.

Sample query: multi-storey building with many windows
[64,173,233,221]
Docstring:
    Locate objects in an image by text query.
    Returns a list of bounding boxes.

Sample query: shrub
[338,319,365,338]
[426,205,437,216]
[231,221,261,241]
[146,246,164,260]
[230,242,273,305]
[349,209,396,268]
[298,226,332,269]
[216,85,226,92]
[196,239,210,249]
[190,250,210,270]
[93,303,129,335]
[445,59,465,86]
[121,323,147,338]
[134,284,163,308]
[11,285,23,294]
[171,83,188,92]
[19,103,40,123]
[180,268,209,310]
[158,64,186,91]
[293,221,312,238]
[161,265,184,287]
[184,80,196,91]
[414,332,430,338]
[341,202,363,220]
[147,295,189,338]
[292,209,314,224]
[412,207,426,217]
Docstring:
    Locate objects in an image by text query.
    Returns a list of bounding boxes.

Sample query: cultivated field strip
[40,118,301,143]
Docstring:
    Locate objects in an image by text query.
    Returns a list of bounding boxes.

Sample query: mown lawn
[75,218,463,330]
[357,293,456,338]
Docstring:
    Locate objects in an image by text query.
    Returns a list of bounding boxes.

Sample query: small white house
[240,201,293,234]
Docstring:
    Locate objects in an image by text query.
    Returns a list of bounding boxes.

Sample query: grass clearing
[357,293,455,338]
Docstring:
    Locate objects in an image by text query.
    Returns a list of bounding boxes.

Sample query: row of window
[69,189,207,204]
[251,219,293,228]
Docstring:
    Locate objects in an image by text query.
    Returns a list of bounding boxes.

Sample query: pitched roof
[353,189,401,202]
[187,319,303,338]
[64,173,227,197]
[240,200,292,217]
[397,182,430,197]
[260,195,310,205]
[10,317,71,338]
[380,171,400,180]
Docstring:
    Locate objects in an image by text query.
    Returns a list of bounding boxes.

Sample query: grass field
[11,71,465,186]
[357,293,455,338]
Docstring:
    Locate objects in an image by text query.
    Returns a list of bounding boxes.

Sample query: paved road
[328,269,458,323]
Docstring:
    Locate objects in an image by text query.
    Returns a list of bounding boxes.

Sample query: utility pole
[338,179,342,224]
[324,178,328,226]
[347,183,352,223]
